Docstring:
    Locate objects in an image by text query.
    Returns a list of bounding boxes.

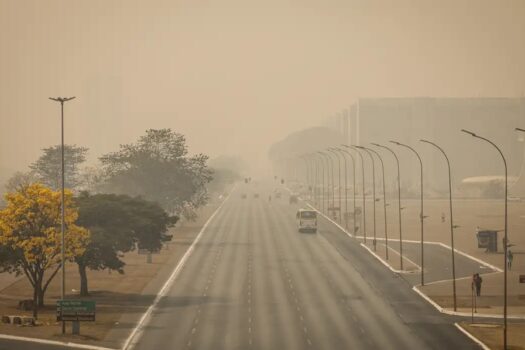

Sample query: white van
[296,209,317,233]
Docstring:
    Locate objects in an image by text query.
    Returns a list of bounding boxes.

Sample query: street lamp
[463,129,509,349]
[325,149,336,219]
[344,145,367,243]
[366,146,389,260]
[391,140,425,286]
[308,153,320,206]
[49,96,75,335]
[338,147,357,235]
[333,147,350,231]
[317,152,329,214]
[372,143,404,270]
[356,146,377,251]
[420,139,457,311]
[328,148,343,224]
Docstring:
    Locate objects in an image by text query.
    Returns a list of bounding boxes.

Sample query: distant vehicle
[275,192,282,199]
[254,193,259,198]
[289,194,298,204]
[241,193,247,199]
[296,209,317,233]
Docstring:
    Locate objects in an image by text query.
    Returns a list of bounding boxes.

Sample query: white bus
[296,209,317,233]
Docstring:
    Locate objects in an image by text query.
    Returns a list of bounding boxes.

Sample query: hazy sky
[1,0,524,175]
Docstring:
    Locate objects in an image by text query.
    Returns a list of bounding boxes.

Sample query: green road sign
[57,300,96,322]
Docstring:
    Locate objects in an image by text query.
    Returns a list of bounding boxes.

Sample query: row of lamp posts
[295,128,524,350]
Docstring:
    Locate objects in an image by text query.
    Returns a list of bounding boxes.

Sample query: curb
[454,323,491,350]
[413,285,525,320]
[0,334,116,350]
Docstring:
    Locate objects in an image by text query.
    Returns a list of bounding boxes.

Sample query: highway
[130,182,481,350]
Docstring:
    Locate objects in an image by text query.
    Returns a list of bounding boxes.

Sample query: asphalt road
[0,183,482,350]
[130,183,481,350]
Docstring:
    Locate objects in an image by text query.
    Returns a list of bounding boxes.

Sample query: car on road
[241,193,247,199]
[275,192,282,199]
[254,193,259,198]
[296,209,317,233]
[289,194,298,204]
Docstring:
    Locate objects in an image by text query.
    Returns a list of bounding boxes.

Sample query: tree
[75,193,177,296]
[30,145,88,191]
[4,171,39,192]
[0,184,90,318]
[100,129,213,218]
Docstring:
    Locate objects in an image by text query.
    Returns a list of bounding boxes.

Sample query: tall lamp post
[318,152,329,215]
[420,139,457,311]
[344,145,367,242]
[366,146,389,259]
[373,143,404,270]
[357,146,377,251]
[49,96,75,335]
[328,148,342,224]
[309,153,319,205]
[391,140,425,285]
[464,129,510,350]
[339,147,357,235]
[325,149,336,219]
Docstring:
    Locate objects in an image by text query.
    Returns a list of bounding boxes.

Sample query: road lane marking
[454,323,491,350]
[361,243,417,274]
[122,187,235,350]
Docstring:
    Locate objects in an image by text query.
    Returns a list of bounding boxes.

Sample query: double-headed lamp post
[420,139,457,311]
[462,129,509,350]
[49,96,75,334]
[391,140,425,286]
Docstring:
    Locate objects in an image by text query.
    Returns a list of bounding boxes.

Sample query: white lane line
[0,334,116,350]
[423,271,501,287]
[454,323,491,350]
[360,243,417,274]
[382,243,422,271]
[122,187,235,350]
[434,242,502,273]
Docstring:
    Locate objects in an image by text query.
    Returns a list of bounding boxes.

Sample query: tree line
[0,129,237,319]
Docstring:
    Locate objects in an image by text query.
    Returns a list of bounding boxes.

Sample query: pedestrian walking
[472,273,482,297]
[508,250,514,270]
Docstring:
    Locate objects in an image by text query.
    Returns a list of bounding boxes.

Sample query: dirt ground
[0,200,220,348]
[461,321,525,350]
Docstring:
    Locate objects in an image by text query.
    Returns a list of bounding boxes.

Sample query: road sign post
[57,300,96,321]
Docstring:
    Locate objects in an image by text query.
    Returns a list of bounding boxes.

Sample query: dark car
[241,193,247,199]
[254,193,259,198]
[289,194,298,204]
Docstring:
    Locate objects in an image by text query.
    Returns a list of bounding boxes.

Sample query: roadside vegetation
[0,128,239,322]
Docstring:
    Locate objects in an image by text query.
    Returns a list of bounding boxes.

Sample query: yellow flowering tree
[0,183,90,318]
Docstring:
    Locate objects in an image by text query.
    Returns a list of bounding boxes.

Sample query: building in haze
[329,97,525,197]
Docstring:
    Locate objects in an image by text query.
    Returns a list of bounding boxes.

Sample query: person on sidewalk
[472,273,482,297]
[508,250,514,270]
